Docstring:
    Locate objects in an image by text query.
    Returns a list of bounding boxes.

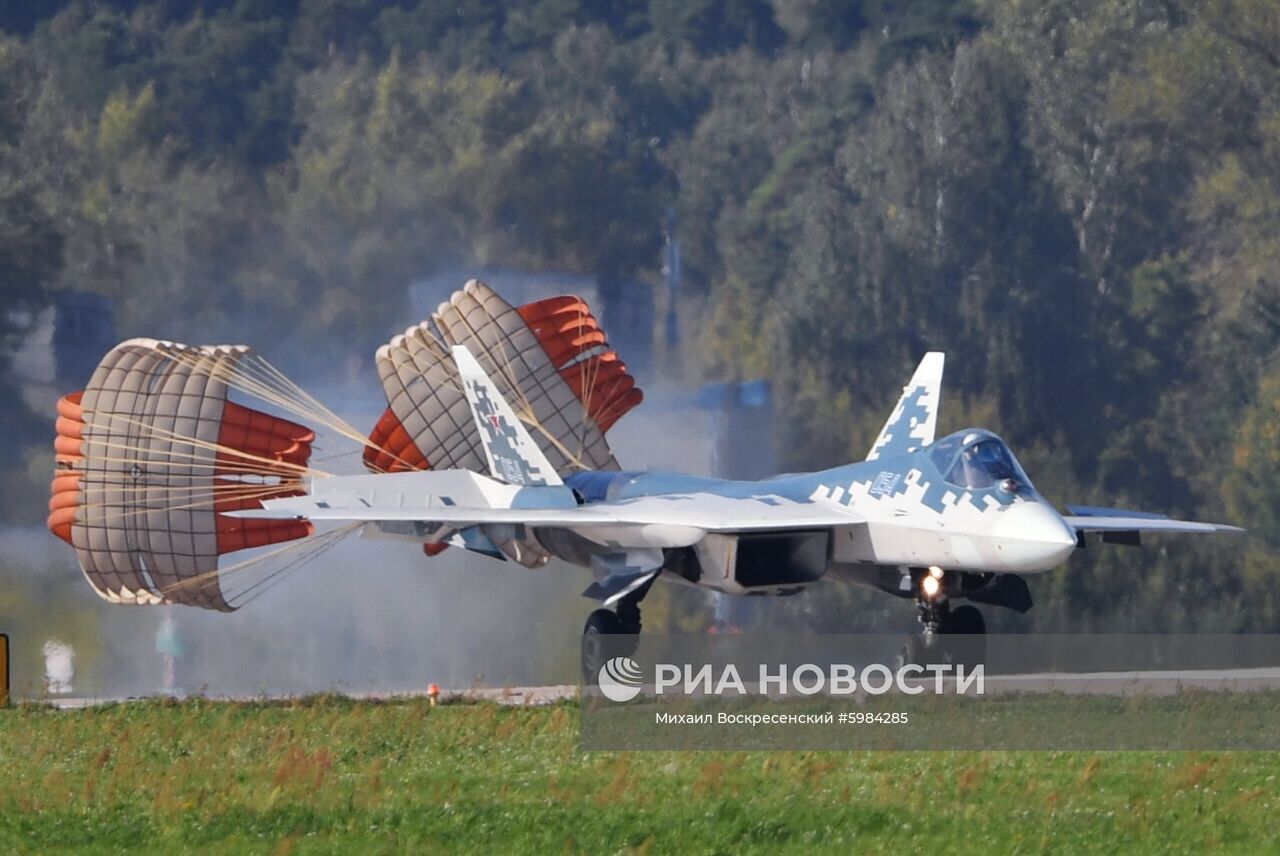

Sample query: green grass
[1,696,1278,854]
[585,690,1280,751]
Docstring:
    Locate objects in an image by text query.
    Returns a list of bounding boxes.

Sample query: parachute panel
[362,406,431,473]
[434,283,607,473]
[48,339,319,611]
[367,280,644,481]
[517,296,645,432]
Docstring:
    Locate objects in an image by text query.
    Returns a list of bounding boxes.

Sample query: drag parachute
[48,282,647,607]
[364,280,643,477]
[47,339,344,611]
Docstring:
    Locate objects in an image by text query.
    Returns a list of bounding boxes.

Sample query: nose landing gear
[902,568,987,668]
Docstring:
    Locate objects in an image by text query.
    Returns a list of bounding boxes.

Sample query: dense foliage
[1,0,1277,630]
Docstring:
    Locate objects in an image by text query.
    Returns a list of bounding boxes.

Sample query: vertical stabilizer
[865,352,945,461]
[452,345,564,486]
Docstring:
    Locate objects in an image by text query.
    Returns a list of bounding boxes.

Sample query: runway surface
[36,667,1280,709]
[45,684,579,709]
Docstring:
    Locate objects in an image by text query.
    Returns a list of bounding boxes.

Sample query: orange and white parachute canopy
[363,280,643,477]
[49,338,357,611]
[47,284,646,605]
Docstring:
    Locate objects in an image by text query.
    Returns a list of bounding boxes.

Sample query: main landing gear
[581,583,649,679]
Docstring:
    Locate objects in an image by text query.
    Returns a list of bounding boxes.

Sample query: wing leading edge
[1064,505,1243,534]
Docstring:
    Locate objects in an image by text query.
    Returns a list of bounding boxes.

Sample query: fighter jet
[50,282,1241,660]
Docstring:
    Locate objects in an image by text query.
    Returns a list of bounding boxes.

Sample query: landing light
[921,574,942,599]
[927,565,944,579]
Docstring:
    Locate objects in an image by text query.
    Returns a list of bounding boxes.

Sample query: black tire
[946,604,986,636]
[581,609,637,680]
[940,605,986,669]
[584,608,624,636]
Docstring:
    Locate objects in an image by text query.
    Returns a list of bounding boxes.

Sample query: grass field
[1,696,1278,854]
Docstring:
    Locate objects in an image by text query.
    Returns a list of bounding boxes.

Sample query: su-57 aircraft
[49,281,1240,660]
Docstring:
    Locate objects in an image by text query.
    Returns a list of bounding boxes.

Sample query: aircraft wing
[230,492,864,543]
[1064,505,1243,535]
[1064,516,1243,535]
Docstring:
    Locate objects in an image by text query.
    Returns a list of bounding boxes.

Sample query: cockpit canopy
[929,430,1032,491]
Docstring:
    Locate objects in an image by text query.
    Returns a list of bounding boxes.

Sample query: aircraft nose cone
[992,501,1078,572]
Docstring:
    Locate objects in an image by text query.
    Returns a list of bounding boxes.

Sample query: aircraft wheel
[945,604,986,636]
[617,598,642,635]
[581,609,636,680]
[584,608,624,635]
[941,605,986,669]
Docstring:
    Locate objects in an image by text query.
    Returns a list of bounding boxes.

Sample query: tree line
[1,0,1277,630]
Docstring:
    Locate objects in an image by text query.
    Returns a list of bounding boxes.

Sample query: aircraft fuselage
[557,428,1077,596]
